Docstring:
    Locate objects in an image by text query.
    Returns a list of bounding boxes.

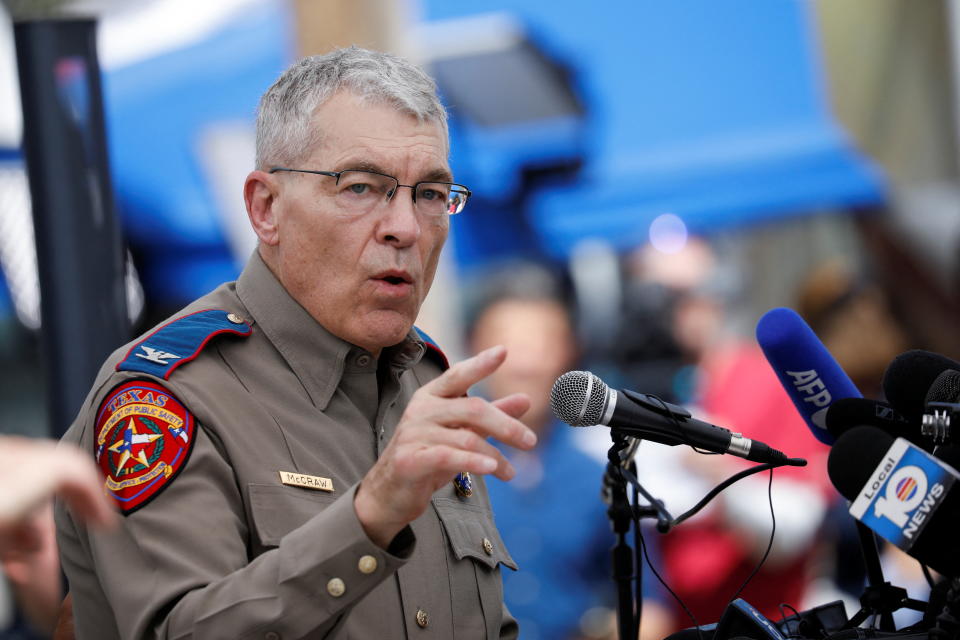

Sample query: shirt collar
[236,252,426,410]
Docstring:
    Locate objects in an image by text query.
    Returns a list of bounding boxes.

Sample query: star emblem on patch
[95,380,196,514]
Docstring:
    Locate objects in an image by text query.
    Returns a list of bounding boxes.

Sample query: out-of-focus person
[576,238,835,631]
[795,259,909,399]
[0,436,114,637]
[656,240,833,627]
[466,262,672,640]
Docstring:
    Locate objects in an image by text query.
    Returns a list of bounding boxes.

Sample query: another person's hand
[1,504,62,634]
[354,345,534,548]
[0,436,115,552]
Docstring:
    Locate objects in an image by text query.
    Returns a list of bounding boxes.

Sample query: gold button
[326,577,346,597]
[358,555,378,574]
[416,608,428,628]
[482,538,493,555]
[226,313,245,324]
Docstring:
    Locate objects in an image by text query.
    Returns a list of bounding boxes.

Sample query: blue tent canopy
[422,0,886,260]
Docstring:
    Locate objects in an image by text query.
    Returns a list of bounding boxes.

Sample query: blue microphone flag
[756,307,862,445]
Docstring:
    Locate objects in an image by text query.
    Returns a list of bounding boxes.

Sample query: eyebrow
[421,168,455,183]
[339,160,454,184]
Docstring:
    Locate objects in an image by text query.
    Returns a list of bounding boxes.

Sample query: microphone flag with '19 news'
[756,307,862,446]
[550,370,790,465]
[827,426,960,577]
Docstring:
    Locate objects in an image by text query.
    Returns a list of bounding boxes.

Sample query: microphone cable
[618,437,806,640]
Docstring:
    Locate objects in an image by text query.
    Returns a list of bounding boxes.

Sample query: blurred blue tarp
[421,0,886,261]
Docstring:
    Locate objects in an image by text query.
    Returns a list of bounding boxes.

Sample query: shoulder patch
[117,309,252,379]
[414,326,449,371]
[94,380,196,514]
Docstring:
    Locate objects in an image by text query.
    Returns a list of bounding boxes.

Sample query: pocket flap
[434,497,517,571]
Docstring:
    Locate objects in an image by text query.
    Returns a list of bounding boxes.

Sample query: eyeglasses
[269,167,471,217]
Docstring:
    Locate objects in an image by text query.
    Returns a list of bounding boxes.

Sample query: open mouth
[373,271,414,288]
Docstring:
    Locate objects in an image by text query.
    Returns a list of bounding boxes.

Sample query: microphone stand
[603,434,638,640]
[599,430,807,640]
[603,433,676,640]
[843,522,924,631]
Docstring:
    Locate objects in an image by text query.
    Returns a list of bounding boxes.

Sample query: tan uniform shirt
[55,253,518,640]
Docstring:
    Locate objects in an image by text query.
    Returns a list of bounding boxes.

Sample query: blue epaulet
[414,326,449,371]
[116,309,253,380]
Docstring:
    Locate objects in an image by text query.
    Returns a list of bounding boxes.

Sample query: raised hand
[354,345,535,548]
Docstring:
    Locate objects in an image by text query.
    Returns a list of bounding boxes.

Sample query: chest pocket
[434,496,517,639]
[247,483,337,550]
[433,497,517,571]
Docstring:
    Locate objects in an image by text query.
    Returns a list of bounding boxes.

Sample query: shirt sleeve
[57,424,414,640]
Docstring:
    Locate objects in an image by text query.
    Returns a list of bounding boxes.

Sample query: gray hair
[255,46,448,170]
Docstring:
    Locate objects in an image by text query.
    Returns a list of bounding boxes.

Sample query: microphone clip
[922,401,960,444]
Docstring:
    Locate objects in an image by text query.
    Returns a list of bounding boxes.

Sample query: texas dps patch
[95,380,196,514]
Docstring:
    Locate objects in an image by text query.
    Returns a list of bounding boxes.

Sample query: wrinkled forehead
[304,92,451,176]
[311,89,447,145]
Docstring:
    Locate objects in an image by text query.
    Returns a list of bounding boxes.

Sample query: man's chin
[354,311,417,353]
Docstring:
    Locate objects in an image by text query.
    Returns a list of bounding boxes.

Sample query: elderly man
[55,47,535,639]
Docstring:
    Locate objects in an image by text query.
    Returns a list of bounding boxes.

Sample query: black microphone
[827,426,960,577]
[922,369,960,444]
[882,350,960,423]
[824,397,913,441]
[550,370,792,465]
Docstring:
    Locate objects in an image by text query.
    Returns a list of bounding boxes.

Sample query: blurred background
[0,0,959,638]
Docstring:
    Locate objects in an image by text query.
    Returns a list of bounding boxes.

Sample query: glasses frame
[268,166,472,215]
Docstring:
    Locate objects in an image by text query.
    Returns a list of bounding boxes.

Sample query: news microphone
[550,371,792,465]
[827,426,960,577]
[824,397,913,441]
[756,307,862,446]
[882,350,960,423]
[922,369,960,444]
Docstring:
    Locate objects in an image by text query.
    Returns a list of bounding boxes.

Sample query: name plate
[278,471,334,492]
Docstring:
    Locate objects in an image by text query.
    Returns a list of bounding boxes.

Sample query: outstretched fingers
[393,424,516,481]
[431,395,534,451]
[423,345,507,400]
[491,393,531,421]
[354,346,536,549]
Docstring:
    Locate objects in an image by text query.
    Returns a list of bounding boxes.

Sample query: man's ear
[244,170,280,246]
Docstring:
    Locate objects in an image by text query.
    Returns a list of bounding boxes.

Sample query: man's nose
[378,185,421,247]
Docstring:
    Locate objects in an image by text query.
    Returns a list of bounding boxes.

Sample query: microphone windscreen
[756,307,861,445]
[926,369,960,405]
[550,371,608,426]
[825,397,913,441]
[826,426,894,500]
[882,350,960,422]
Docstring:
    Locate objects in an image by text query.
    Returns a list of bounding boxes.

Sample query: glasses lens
[335,170,397,214]
[416,183,468,216]
[447,187,469,215]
